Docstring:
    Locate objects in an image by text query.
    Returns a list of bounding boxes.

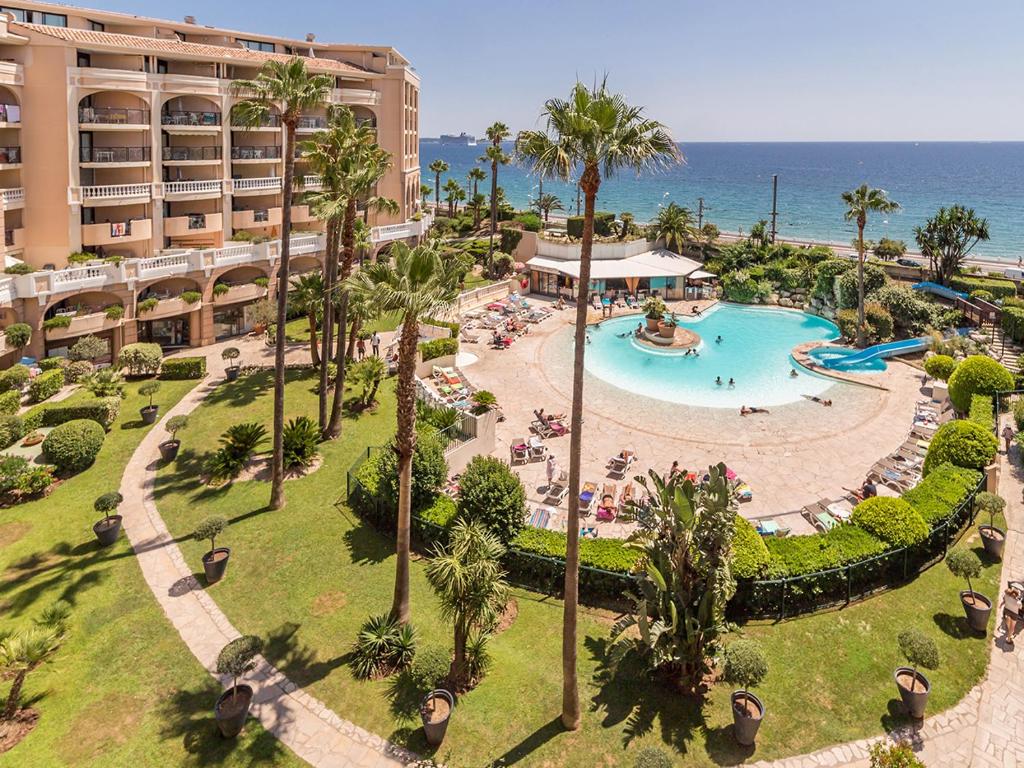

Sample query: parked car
[896,257,920,268]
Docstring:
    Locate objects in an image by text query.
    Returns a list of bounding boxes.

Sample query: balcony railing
[231,146,282,160]
[161,110,221,127]
[80,146,151,163]
[297,116,329,130]
[0,104,20,123]
[163,180,222,196]
[0,188,24,207]
[331,88,381,106]
[78,106,150,125]
[231,177,282,193]
[80,183,151,201]
[0,146,20,164]
[5,229,13,247]
[231,114,282,128]
[162,146,222,161]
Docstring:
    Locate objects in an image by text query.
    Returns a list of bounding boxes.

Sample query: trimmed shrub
[923,420,998,476]
[0,414,24,449]
[410,644,451,692]
[732,516,770,579]
[3,323,31,350]
[0,389,19,415]
[721,639,769,691]
[64,360,93,384]
[514,212,542,232]
[950,275,1016,299]
[566,211,615,239]
[635,748,674,768]
[37,397,121,430]
[851,497,929,547]
[764,524,888,577]
[903,463,982,525]
[118,342,163,376]
[37,358,65,372]
[373,430,447,513]
[159,356,206,380]
[836,309,859,340]
[28,369,64,403]
[456,455,527,546]
[968,394,994,429]
[42,419,104,473]
[419,337,458,362]
[1002,306,1024,344]
[180,290,202,305]
[419,494,457,530]
[42,316,72,331]
[924,354,958,382]
[0,454,29,493]
[510,526,640,591]
[69,335,108,362]
[500,227,524,254]
[0,364,29,393]
[946,355,1013,412]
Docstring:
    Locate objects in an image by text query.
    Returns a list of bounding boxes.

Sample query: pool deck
[461,297,927,536]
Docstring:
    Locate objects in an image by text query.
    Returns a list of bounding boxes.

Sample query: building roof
[527,249,706,280]
[14,22,369,76]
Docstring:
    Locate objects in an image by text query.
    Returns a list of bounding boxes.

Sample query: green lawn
[284,312,404,346]
[153,369,1002,767]
[0,379,304,766]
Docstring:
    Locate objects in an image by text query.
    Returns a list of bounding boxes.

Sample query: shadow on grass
[118,419,148,431]
[263,621,348,690]
[343,522,392,566]
[880,697,920,736]
[933,611,976,640]
[703,724,754,766]
[385,670,423,720]
[479,716,564,767]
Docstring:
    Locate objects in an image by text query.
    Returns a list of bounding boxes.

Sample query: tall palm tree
[841,184,900,347]
[420,182,432,207]
[650,202,695,254]
[428,159,449,215]
[443,178,465,217]
[534,192,564,223]
[467,193,487,229]
[232,58,332,510]
[467,166,487,200]
[347,242,460,625]
[482,122,510,264]
[288,271,323,366]
[515,81,678,730]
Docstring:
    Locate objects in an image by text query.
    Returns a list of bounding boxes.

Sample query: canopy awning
[688,269,717,279]
[525,248,705,281]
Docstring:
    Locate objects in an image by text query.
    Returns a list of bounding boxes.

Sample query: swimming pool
[582,304,841,408]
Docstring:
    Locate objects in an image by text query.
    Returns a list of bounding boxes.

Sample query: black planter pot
[961,590,993,633]
[225,366,240,382]
[158,440,180,462]
[420,689,454,747]
[203,547,231,584]
[214,684,253,738]
[980,525,1006,560]
[895,667,931,719]
[140,405,159,425]
[730,690,764,746]
[93,515,122,546]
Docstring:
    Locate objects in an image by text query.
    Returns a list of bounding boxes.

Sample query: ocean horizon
[420,140,1024,260]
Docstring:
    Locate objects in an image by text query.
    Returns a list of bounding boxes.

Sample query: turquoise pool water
[583,304,841,408]
[806,346,888,373]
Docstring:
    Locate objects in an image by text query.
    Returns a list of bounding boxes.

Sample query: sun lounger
[527,436,547,462]
[578,481,598,516]
[510,438,528,465]
[546,419,568,436]
[528,506,552,529]
[531,420,556,438]
[545,479,569,504]
[756,519,780,536]
[607,450,635,478]
[826,498,854,522]
[460,327,481,343]
[618,482,634,511]
[591,295,602,311]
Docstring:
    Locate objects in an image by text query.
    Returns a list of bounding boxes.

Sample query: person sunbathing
[805,395,833,406]
[740,405,770,416]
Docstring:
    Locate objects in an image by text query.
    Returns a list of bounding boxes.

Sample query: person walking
[356,336,366,361]
[371,331,381,357]
[1002,423,1015,455]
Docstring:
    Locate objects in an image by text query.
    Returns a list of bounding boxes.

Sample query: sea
[420,141,1024,261]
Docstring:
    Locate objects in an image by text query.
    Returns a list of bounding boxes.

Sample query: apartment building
[0,2,426,362]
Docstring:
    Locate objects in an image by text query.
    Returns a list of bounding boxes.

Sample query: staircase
[983,326,1023,373]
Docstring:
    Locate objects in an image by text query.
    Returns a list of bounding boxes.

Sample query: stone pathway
[117,354,418,768]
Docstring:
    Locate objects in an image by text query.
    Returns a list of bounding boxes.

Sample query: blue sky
[89,0,1024,141]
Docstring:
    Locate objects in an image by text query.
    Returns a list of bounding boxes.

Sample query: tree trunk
[452,623,468,688]
[307,312,320,366]
[561,165,600,731]
[347,317,360,359]
[326,199,359,439]
[269,121,296,511]
[434,173,441,216]
[856,218,866,349]
[487,161,498,268]
[3,670,25,720]
[319,217,340,432]
[390,311,419,625]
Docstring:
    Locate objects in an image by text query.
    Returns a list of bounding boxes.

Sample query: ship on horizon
[439,132,477,146]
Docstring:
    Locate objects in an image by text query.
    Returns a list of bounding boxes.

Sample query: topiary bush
[0,364,29,393]
[946,547,983,595]
[159,356,206,380]
[968,394,994,429]
[732,516,770,579]
[117,342,163,376]
[456,455,527,546]
[374,429,447,514]
[27,368,64,403]
[0,389,19,415]
[42,419,104,473]
[69,335,108,362]
[0,414,24,449]
[409,644,451,692]
[37,397,121,430]
[902,462,981,525]
[634,747,674,768]
[923,420,998,476]
[946,355,1013,412]
[851,497,929,547]
[3,323,31,350]
[721,638,769,694]
[64,360,93,384]
[924,354,958,382]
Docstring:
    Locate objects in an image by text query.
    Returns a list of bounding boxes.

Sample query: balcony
[288,234,325,255]
[231,145,282,162]
[0,104,20,127]
[212,243,259,268]
[213,282,268,306]
[80,146,151,166]
[233,207,281,229]
[162,145,222,163]
[73,184,152,206]
[161,180,224,199]
[3,227,23,252]
[164,212,223,237]
[18,262,125,297]
[0,276,15,305]
[301,175,323,190]
[0,188,24,210]
[292,205,315,223]
[230,115,281,130]
[330,88,381,106]
[133,252,198,281]
[231,177,282,195]
[138,295,200,321]
[0,146,20,167]
[296,116,329,133]
[81,218,152,246]
[78,106,150,129]
[160,110,222,134]
[44,310,123,341]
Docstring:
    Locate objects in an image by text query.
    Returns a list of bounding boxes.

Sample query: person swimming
[715,335,723,344]
[715,376,722,385]
[790,369,799,378]
[728,378,735,387]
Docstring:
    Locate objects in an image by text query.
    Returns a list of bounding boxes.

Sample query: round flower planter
[158,439,180,462]
[961,590,993,633]
[895,667,931,719]
[657,322,676,339]
[645,316,662,332]
[420,689,454,747]
[93,515,123,547]
[979,525,1006,560]
[730,690,764,746]
[202,547,231,584]
[225,366,240,382]
[214,684,253,739]
[140,405,159,425]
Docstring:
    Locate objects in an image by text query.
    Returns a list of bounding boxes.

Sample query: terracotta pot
[657,322,676,339]
[645,316,661,332]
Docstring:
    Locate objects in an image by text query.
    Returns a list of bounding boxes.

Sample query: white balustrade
[136,253,191,279]
[80,184,151,201]
[301,175,323,189]
[0,188,23,207]
[232,177,282,193]
[212,244,257,266]
[289,234,324,254]
[371,223,413,243]
[163,180,222,196]
[0,277,15,304]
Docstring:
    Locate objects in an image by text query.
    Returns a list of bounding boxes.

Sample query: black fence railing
[231,145,282,160]
[80,146,150,163]
[162,145,222,161]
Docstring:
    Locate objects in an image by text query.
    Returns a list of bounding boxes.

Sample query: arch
[136,276,203,302]
[44,289,124,320]
[0,85,20,108]
[290,255,322,275]
[350,105,378,130]
[77,90,150,115]
[209,264,269,287]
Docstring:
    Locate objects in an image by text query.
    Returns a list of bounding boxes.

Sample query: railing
[80,146,150,163]
[0,188,24,207]
[0,104,20,123]
[51,265,112,287]
[212,244,256,266]
[301,175,322,189]
[136,253,190,278]
[162,146,222,161]
[232,177,282,192]
[289,234,322,253]
[80,183,151,200]
[371,222,413,242]
[163,180,221,196]
[78,106,150,124]
[296,116,329,130]
[231,145,282,160]
[161,110,221,127]
[0,146,20,164]
[331,88,381,106]
[0,277,15,304]
[231,114,282,128]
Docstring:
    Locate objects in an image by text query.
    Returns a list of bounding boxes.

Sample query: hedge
[733,516,771,579]
[903,463,982,525]
[950,275,1017,299]
[499,227,524,254]
[0,389,19,415]
[0,414,24,449]
[34,397,121,431]
[851,497,929,547]
[968,394,994,430]
[765,525,888,577]
[42,418,105,473]
[118,342,163,376]
[508,526,639,597]
[160,356,207,380]
[0,364,29,393]
[566,211,615,239]
[37,358,65,372]
[1001,306,1024,343]
[923,419,998,476]
[924,354,958,381]
[946,355,1013,412]
[419,337,458,362]
[423,317,460,337]
[28,368,64,403]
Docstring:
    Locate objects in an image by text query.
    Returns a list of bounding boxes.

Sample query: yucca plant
[282,416,319,469]
[351,613,417,679]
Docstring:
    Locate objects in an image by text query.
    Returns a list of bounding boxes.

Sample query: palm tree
[533,192,564,223]
[347,242,460,625]
[425,519,509,688]
[515,80,678,730]
[1,626,62,720]
[617,211,635,241]
[841,184,900,347]
[467,193,487,229]
[288,271,323,366]
[467,166,487,200]
[443,178,465,218]
[481,122,510,264]
[650,202,695,254]
[428,159,449,215]
[232,58,332,510]
[420,182,432,207]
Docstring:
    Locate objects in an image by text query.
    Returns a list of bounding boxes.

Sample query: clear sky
[85,0,1024,142]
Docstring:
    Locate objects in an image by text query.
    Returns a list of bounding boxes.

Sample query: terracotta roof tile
[13,22,368,75]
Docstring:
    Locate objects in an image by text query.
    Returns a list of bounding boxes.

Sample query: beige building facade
[0,2,424,361]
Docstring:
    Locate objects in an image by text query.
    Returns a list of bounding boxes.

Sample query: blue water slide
[911,281,969,301]
[836,336,933,365]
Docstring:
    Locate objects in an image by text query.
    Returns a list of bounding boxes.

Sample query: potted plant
[93,491,124,546]
[138,380,161,425]
[946,548,991,633]
[721,639,768,746]
[159,415,188,462]
[894,628,939,719]
[222,347,241,381]
[976,491,1006,560]
[642,296,666,332]
[420,688,455,747]
[195,516,230,584]
[214,635,263,738]
[658,311,678,339]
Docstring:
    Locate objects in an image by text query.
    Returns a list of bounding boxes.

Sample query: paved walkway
[118,348,418,768]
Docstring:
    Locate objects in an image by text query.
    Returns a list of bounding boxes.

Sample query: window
[89,20,104,32]
[40,12,66,26]
[238,39,274,53]
[156,59,168,75]
[76,51,91,68]
[0,6,24,21]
